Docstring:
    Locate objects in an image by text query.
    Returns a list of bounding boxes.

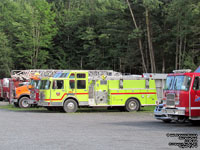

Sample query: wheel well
[126,97,141,107]
[18,95,30,102]
[64,97,79,106]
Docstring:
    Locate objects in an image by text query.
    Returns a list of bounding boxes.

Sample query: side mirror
[145,80,149,89]
[119,79,123,89]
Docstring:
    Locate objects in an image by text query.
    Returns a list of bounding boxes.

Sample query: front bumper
[164,108,185,116]
[28,99,38,105]
[154,109,171,120]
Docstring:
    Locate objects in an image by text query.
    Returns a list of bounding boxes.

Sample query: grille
[166,94,175,106]
[167,94,175,100]
[166,100,175,106]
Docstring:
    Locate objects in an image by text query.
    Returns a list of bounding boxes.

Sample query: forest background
[0,0,200,78]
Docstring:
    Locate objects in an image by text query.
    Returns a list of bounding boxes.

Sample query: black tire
[13,102,19,107]
[18,97,31,108]
[162,120,171,123]
[125,99,140,112]
[63,99,78,113]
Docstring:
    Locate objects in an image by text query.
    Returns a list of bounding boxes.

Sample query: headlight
[175,101,180,105]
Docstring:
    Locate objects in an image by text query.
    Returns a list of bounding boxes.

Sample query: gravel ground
[0,102,199,150]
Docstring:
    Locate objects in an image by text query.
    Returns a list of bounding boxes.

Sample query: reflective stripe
[191,107,200,110]
[175,107,200,110]
[176,107,186,110]
[44,93,88,101]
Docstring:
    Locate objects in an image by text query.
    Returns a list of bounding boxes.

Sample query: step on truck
[29,70,159,113]
[158,68,200,123]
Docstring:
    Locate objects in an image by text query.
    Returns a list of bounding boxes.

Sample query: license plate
[166,109,175,114]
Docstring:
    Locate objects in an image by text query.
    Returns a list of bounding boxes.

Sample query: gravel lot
[0,102,199,150]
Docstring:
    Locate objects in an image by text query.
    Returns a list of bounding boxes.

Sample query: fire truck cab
[162,69,200,122]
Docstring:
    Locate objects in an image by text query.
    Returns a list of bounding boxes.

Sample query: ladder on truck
[11,69,122,81]
[88,70,122,81]
[11,70,69,80]
[88,71,143,81]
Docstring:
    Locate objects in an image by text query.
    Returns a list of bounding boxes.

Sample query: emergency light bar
[173,69,191,73]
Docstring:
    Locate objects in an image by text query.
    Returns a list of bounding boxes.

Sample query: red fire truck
[161,69,200,123]
[0,79,3,101]
[0,78,22,102]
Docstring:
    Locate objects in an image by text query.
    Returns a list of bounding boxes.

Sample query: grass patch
[0,104,46,111]
[140,106,155,113]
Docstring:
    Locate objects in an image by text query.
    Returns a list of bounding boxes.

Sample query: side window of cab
[53,80,64,89]
[193,77,200,90]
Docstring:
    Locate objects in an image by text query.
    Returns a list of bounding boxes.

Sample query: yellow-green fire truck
[29,70,158,112]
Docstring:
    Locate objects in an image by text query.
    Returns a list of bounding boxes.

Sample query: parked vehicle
[29,70,161,113]
[10,70,63,108]
[0,79,3,101]
[160,69,200,123]
[0,78,22,102]
[11,77,39,108]
[154,103,171,123]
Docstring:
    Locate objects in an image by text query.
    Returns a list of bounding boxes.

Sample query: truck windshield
[165,76,174,90]
[30,80,39,87]
[165,75,191,91]
[37,80,51,89]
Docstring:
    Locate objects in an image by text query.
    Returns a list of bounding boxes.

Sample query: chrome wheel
[125,99,140,112]
[129,101,137,110]
[63,99,78,113]
[67,102,75,110]
[19,97,31,108]
[22,99,29,108]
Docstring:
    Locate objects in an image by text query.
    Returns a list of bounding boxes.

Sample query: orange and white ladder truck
[156,67,200,123]
[10,70,65,108]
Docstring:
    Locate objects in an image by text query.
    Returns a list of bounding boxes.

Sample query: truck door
[191,76,200,117]
[75,73,88,102]
[51,79,65,104]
